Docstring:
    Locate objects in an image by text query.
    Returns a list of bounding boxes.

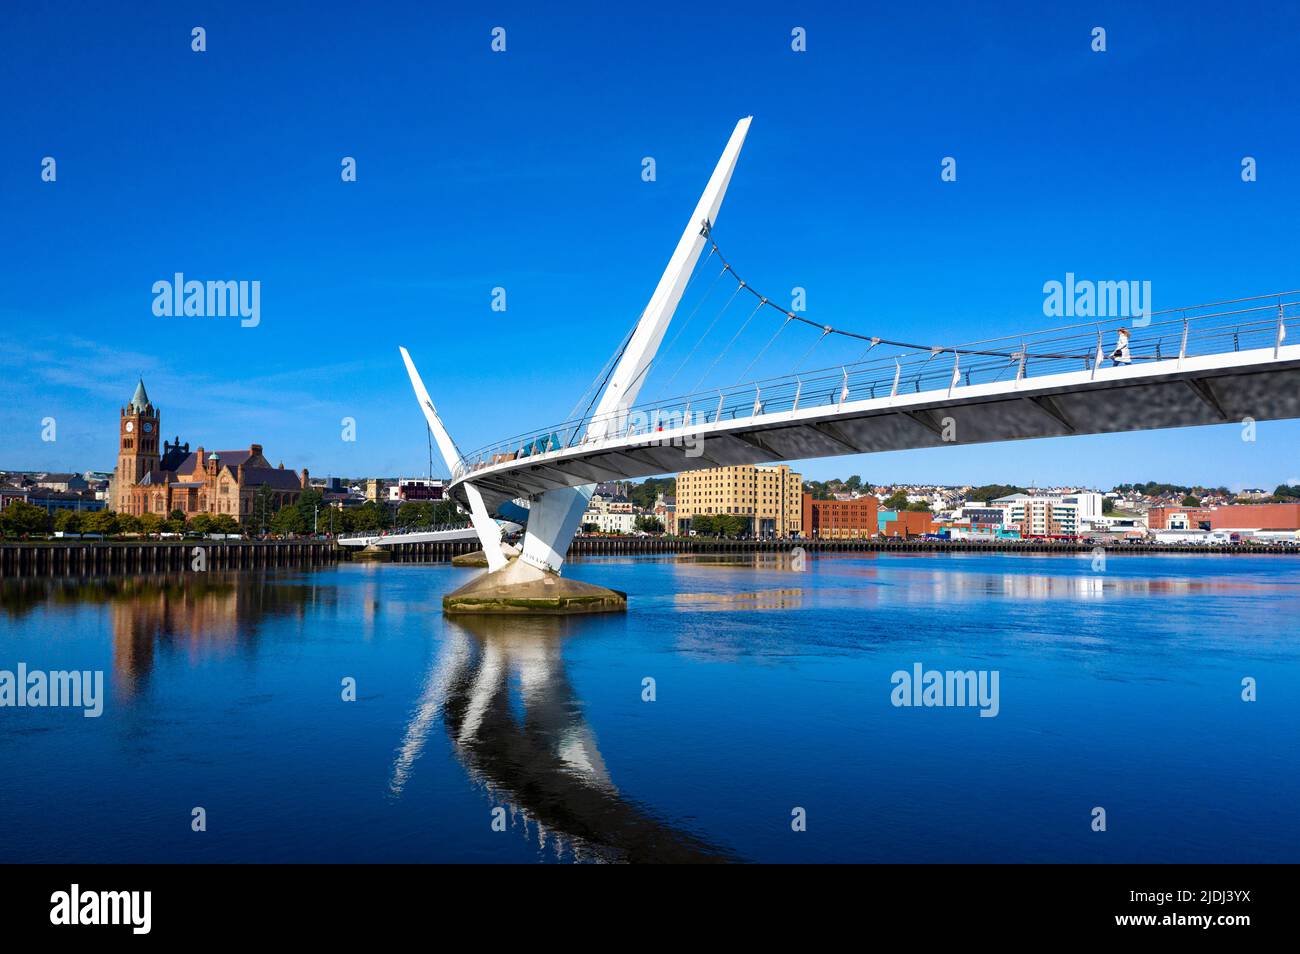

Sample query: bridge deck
[451,342,1300,514]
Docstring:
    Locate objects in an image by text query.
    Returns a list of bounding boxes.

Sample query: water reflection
[0,574,321,698]
[390,614,730,863]
[674,588,804,610]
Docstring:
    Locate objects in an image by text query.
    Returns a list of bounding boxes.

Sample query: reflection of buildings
[0,575,315,698]
[390,615,728,863]
[109,577,320,695]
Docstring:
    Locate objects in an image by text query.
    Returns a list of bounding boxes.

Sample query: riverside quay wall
[3,535,1297,578]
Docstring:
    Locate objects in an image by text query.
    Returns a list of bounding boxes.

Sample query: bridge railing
[338,522,472,542]
[453,292,1299,480]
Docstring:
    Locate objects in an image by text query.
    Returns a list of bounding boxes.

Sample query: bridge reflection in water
[389,614,731,863]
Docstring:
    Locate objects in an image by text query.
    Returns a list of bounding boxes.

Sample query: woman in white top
[1111,327,1132,366]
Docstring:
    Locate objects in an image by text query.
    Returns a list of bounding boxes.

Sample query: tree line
[0,487,455,539]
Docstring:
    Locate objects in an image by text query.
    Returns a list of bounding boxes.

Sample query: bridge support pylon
[406,117,753,615]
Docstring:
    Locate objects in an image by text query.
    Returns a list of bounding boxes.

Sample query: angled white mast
[399,347,507,572]
[519,117,754,573]
[587,115,752,439]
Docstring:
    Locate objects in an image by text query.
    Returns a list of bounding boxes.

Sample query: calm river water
[1,552,1296,863]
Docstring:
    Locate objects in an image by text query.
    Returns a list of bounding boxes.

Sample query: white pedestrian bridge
[449,295,1299,516]
[396,117,1300,580]
[337,525,478,548]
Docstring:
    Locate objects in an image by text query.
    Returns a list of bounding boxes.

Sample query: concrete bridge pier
[442,556,626,615]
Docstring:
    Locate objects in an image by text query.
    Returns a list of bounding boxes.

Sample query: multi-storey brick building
[802,493,879,539]
[675,464,803,537]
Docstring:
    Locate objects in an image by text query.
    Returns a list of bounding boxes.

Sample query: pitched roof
[163,449,259,475]
[130,378,151,412]
[241,466,302,490]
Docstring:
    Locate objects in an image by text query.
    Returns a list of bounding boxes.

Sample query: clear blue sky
[3,2,1298,491]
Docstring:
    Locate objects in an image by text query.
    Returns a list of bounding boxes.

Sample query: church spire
[130,378,151,412]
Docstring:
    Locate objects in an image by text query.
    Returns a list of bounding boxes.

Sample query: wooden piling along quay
[3,535,1296,578]
[381,539,484,563]
[0,540,340,578]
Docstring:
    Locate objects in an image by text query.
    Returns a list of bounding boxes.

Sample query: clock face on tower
[125,421,134,433]
[143,422,153,433]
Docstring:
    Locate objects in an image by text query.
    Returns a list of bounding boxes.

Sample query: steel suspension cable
[692,299,765,393]
[702,227,1092,361]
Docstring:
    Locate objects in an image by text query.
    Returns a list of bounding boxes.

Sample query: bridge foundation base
[353,544,392,562]
[451,542,522,568]
[443,557,626,615]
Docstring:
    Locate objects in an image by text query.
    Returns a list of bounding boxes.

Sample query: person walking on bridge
[1110,327,1132,366]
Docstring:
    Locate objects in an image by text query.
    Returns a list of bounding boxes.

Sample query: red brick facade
[1148,503,1300,530]
[801,493,879,539]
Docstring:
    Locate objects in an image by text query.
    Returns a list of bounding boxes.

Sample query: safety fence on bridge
[454,290,1299,480]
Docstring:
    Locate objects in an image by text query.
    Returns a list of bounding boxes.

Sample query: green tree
[692,514,718,536]
[211,514,242,536]
[270,505,305,535]
[350,501,390,532]
[635,515,664,534]
[906,500,932,513]
[1181,494,1201,507]
[718,514,750,537]
[294,488,324,533]
[883,491,910,511]
[138,512,164,536]
[53,509,83,534]
[628,477,677,511]
[430,500,464,525]
[317,505,351,535]
[80,510,118,536]
[187,513,214,535]
[396,501,433,529]
[249,485,276,533]
[581,522,599,534]
[966,484,1026,504]
[3,501,52,536]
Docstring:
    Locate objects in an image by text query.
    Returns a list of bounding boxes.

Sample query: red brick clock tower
[115,378,160,511]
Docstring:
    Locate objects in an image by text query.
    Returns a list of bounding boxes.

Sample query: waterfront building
[112,379,308,520]
[675,464,803,537]
[581,497,636,533]
[387,478,446,502]
[941,525,1020,542]
[1148,502,1300,531]
[878,510,938,537]
[801,492,878,539]
[990,492,1101,538]
[652,492,677,534]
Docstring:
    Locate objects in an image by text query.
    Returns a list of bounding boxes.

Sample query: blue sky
[3,2,1298,491]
